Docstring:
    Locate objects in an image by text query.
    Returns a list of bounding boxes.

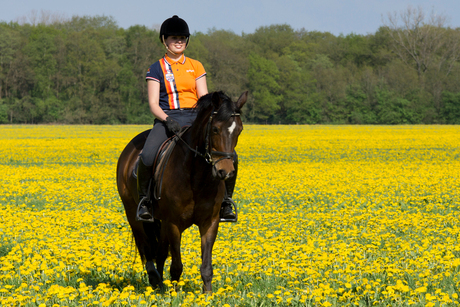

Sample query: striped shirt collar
[164,54,186,65]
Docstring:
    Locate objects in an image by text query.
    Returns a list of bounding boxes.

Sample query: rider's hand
[164,117,181,134]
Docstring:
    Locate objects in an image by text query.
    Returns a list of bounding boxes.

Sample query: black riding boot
[136,158,154,221]
[220,153,238,221]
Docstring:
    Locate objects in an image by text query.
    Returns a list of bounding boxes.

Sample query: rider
[137,15,237,222]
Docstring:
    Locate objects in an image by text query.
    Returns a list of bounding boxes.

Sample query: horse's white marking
[228,121,237,135]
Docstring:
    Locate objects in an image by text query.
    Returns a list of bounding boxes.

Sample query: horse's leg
[155,221,171,283]
[145,261,163,290]
[164,222,183,282]
[199,220,219,293]
[143,220,164,290]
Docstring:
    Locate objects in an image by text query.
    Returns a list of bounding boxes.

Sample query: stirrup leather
[219,199,238,223]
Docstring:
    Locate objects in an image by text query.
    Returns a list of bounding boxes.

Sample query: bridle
[176,106,240,167]
[203,110,240,166]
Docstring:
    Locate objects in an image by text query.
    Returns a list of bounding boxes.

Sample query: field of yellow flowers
[1,125,460,307]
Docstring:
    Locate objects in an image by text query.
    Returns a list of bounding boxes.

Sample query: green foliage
[247,52,281,122]
[0,17,460,124]
[375,88,414,124]
[345,85,377,124]
[0,99,8,123]
[441,92,460,124]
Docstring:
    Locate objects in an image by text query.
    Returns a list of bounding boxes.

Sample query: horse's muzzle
[212,158,235,180]
[210,149,236,180]
[215,168,235,180]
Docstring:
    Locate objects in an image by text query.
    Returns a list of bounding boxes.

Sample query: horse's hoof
[146,262,163,291]
[202,285,212,294]
[148,274,165,292]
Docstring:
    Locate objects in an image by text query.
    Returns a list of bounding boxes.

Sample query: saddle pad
[153,128,190,200]
[132,128,189,200]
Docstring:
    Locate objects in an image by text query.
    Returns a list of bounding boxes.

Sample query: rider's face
[165,36,187,55]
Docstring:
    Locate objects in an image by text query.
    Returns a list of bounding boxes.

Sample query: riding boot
[220,153,238,221]
[137,157,154,221]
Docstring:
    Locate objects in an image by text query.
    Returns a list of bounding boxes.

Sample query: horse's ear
[236,91,248,109]
[211,91,222,109]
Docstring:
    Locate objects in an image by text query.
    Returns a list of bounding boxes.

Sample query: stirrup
[136,198,155,223]
[219,199,238,223]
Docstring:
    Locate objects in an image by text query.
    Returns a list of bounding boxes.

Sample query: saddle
[133,127,190,201]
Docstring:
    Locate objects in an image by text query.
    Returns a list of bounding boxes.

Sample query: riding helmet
[159,15,190,45]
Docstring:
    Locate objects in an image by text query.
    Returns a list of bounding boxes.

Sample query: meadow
[0,125,460,307]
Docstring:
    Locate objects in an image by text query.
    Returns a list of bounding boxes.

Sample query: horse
[116,91,247,293]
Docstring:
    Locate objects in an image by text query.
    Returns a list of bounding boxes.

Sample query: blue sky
[1,0,459,36]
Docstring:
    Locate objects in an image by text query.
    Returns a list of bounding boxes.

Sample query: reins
[174,108,240,166]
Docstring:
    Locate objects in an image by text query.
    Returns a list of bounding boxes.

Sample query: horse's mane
[190,91,241,146]
[194,91,241,125]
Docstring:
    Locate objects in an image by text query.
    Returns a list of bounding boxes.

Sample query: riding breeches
[139,109,197,167]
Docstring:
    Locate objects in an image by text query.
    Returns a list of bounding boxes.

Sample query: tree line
[1,7,460,124]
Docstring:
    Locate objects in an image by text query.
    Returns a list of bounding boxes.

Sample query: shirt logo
[186,70,195,73]
[166,73,175,82]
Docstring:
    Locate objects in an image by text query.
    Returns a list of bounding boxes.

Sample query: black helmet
[159,15,190,44]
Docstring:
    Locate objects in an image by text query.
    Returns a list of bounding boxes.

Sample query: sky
[1,0,459,36]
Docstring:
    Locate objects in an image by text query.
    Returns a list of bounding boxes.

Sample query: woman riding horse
[117,90,248,292]
[137,15,237,222]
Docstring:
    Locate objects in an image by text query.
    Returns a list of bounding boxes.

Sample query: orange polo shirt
[146,54,206,110]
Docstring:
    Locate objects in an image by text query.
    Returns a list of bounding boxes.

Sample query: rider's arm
[196,75,208,98]
[147,80,168,122]
[148,74,207,121]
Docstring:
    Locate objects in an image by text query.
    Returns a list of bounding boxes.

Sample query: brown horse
[116,91,247,293]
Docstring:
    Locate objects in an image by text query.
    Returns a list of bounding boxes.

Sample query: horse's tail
[117,129,162,264]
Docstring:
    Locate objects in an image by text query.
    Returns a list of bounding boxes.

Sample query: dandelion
[415,287,427,294]
[1,125,460,306]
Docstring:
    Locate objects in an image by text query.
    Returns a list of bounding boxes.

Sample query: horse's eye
[212,126,219,134]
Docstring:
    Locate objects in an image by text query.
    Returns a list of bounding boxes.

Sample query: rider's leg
[137,122,168,221]
[220,151,238,220]
[137,156,154,219]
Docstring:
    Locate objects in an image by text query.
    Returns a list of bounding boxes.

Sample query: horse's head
[193,91,248,180]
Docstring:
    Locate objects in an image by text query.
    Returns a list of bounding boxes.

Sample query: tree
[0,24,20,100]
[308,54,347,123]
[345,85,377,124]
[441,91,460,124]
[246,53,281,123]
[23,25,58,99]
[384,6,460,79]
[123,25,163,123]
[383,6,460,113]
[247,24,296,58]
[375,88,423,124]
[193,30,249,99]
[0,99,8,123]
[2,13,460,124]
[63,29,106,123]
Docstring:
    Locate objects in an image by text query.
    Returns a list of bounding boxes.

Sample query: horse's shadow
[82,269,149,292]
[82,270,199,294]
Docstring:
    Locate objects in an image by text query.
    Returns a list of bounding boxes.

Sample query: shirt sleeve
[193,60,206,80]
[146,62,161,82]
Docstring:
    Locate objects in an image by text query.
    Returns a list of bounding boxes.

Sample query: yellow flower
[1,125,460,306]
